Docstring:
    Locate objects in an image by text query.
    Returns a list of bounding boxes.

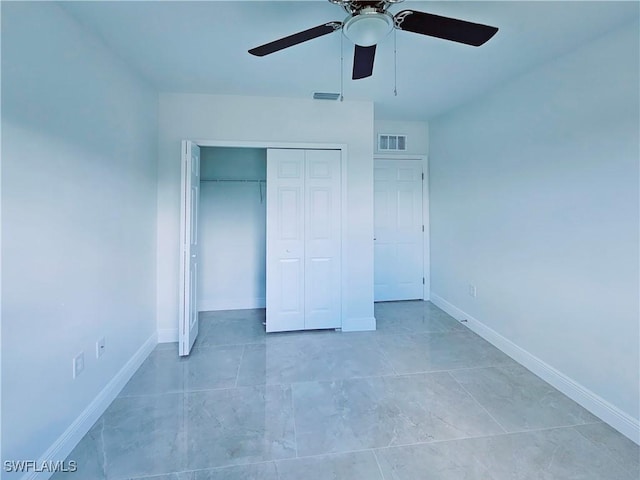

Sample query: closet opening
[179,140,348,354]
[197,147,267,316]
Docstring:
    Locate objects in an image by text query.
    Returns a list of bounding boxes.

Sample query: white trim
[340,146,349,335]
[422,155,430,301]
[373,154,430,301]
[342,316,376,332]
[23,333,157,480]
[198,297,265,311]
[429,292,468,322]
[157,328,179,343]
[430,292,640,445]
[194,139,347,151]
[373,154,426,161]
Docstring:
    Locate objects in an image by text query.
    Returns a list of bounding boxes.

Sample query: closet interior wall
[198,147,267,311]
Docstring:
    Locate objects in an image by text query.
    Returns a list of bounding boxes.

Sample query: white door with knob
[374,159,424,301]
[266,148,341,332]
[179,141,200,355]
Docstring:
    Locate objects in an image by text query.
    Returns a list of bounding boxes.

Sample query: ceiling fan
[249,0,498,80]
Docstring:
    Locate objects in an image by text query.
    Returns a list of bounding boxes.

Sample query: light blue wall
[199,148,267,311]
[2,2,158,468]
[156,94,375,337]
[200,147,266,181]
[429,19,639,430]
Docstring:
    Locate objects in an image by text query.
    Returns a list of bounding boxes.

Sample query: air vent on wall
[378,134,407,151]
[313,92,341,100]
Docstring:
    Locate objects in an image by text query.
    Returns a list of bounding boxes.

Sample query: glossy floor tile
[196,309,267,347]
[276,451,383,480]
[450,364,598,432]
[573,422,640,479]
[374,330,517,374]
[237,334,395,386]
[375,426,640,480]
[53,301,639,480]
[120,345,243,396]
[67,394,189,479]
[182,386,296,469]
[132,462,279,480]
[292,373,504,456]
[373,300,466,334]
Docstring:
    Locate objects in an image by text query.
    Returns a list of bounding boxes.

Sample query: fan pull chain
[340,32,344,101]
[394,29,398,97]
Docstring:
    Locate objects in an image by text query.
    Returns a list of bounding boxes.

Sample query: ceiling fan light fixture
[343,11,394,47]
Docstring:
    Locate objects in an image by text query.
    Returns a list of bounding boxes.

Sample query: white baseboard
[342,316,376,332]
[24,333,157,480]
[157,327,178,343]
[429,293,468,322]
[430,292,640,445]
[198,297,265,312]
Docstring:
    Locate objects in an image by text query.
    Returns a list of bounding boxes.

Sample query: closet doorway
[178,140,348,356]
[199,146,267,312]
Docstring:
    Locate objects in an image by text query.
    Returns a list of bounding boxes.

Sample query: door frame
[180,139,349,329]
[374,154,430,301]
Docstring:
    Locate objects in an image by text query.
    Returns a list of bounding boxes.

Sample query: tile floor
[53,301,639,480]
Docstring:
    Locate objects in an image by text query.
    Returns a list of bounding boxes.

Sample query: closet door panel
[279,258,303,312]
[306,257,332,321]
[374,176,395,299]
[304,150,341,330]
[278,187,302,241]
[266,149,305,332]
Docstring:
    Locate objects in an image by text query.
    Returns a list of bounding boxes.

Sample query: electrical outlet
[73,352,85,379]
[96,337,105,359]
[468,284,477,298]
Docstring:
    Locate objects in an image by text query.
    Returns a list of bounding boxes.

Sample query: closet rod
[200,179,266,183]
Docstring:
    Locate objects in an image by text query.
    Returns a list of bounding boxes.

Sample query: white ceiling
[60,1,638,121]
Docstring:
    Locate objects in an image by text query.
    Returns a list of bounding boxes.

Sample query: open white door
[179,140,200,355]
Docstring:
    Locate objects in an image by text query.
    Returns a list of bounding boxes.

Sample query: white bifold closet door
[266,149,341,332]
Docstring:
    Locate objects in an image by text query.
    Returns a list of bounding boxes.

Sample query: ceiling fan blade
[249,22,342,56]
[352,45,376,80]
[395,10,498,47]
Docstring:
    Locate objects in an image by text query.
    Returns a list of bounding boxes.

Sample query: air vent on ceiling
[313,92,341,100]
[378,134,407,151]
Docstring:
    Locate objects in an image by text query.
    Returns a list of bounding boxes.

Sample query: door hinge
[422,277,425,285]
[422,225,424,232]
[421,172,424,180]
